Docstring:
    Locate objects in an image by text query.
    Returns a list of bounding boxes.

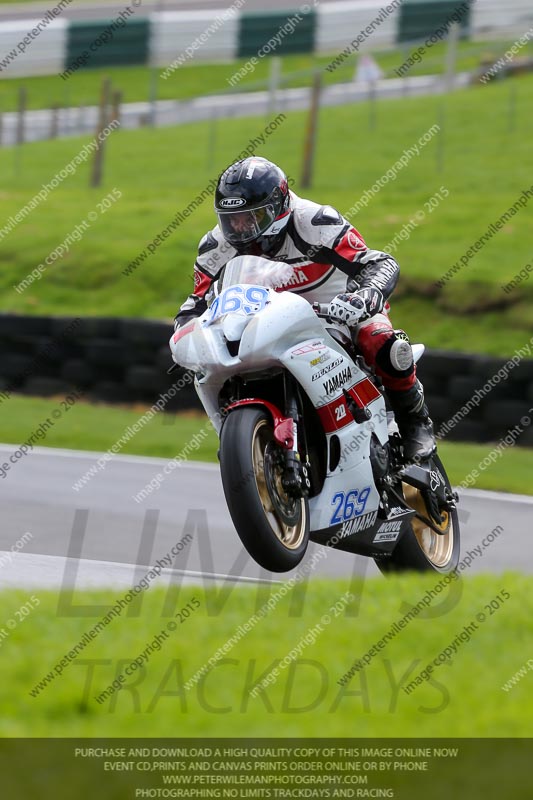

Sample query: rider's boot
[387,379,436,463]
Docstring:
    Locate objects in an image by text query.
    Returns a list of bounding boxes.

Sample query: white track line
[0,551,281,589]
[458,487,533,505]
[1,445,531,502]
[0,444,219,471]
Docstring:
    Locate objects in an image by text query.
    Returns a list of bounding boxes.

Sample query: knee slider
[390,338,414,372]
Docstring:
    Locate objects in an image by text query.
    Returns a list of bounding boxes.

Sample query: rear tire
[220,407,310,572]
[375,454,460,574]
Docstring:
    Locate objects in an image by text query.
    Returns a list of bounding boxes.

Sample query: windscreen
[218,255,295,291]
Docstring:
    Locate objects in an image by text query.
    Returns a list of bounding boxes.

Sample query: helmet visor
[217,203,277,245]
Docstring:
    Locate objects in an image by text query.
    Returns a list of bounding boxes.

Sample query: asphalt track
[0,444,529,589]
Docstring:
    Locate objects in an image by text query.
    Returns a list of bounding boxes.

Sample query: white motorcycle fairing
[170,256,416,558]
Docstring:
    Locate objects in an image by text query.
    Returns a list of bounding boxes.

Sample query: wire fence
[0,15,531,156]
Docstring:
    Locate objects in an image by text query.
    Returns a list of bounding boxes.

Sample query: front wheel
[220,407,310,572]
[375,454,460,574]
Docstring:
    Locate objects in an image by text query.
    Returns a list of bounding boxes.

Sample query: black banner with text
[0,739,530,799]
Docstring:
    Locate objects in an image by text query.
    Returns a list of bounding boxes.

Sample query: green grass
[2,394,533,494]
[2,574,531,737]
[0,395,219,462]
[1,73,533,354]
[436,439,533,494]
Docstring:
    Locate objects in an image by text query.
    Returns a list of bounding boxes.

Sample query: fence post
[111,89,122,126]
[90,77,111,188]
[50,104,59,139]
[508,82,517,133]
[300,70,321,189]
[444,22,460,92]
[368,83,377,131]
[16,86,27,145]
[149,66,158,127]
[267,56,282,116]
[436,103,445,173]
[208,110,217,169]
[77,104,85,133]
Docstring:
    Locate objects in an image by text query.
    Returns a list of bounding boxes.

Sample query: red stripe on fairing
[275,263,333,291]
[316,397,352,433]
[172,321,195,343]
[348,378,381,407]
[316,378,381,433]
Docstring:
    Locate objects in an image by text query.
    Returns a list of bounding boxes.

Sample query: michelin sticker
[373,520,403,543]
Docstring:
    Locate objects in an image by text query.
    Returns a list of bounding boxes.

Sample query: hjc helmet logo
[219,197,246,208]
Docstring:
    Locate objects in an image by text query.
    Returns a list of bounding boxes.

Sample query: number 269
[330,487,371,525]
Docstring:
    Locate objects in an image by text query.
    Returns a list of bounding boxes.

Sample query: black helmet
[214,157,291,255]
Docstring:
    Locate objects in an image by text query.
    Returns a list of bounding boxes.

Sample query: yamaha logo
[347,230,365,251]
[219,197,246,208]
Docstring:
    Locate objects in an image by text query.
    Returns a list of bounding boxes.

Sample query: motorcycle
[170,255,460,574]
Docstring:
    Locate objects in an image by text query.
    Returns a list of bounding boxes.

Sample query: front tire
[220,407,310,572]
[375,454,460,574]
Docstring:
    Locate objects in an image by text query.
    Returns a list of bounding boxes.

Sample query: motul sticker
[373,520,402,542]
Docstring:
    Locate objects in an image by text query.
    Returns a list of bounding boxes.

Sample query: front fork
[280,373,311,498]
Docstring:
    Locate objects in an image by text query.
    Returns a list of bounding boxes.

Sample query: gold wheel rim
[402,482,454,568]
[252,419,306,550]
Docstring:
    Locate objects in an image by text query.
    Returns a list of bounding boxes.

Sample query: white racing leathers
[175,192,400,327]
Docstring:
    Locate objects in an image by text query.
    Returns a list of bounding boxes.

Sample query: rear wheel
[375,454,460,573]
[220,407,309,572]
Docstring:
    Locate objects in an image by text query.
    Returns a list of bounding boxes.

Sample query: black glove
[352,287,384,319]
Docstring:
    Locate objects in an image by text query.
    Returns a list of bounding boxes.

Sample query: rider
[174,156,436,462]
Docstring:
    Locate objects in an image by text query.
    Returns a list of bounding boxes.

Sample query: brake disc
[263,443,300,527]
